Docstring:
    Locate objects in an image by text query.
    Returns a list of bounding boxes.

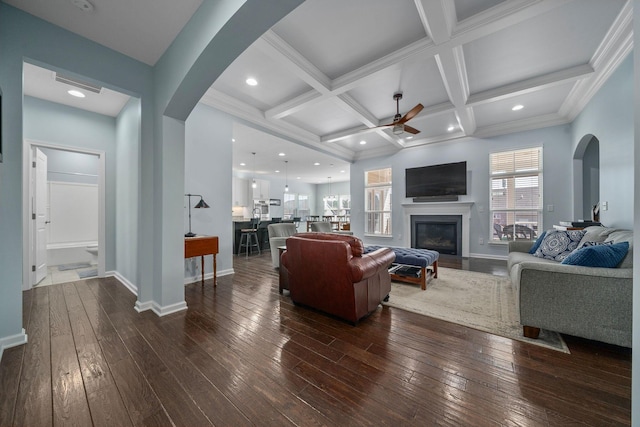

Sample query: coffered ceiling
[202,0,632,162]
[10,0,632,183]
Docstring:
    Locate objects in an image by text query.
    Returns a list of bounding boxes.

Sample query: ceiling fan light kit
[369,92,424,136]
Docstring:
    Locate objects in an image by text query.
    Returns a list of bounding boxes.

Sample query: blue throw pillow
[528,230,547,254]
[533,229,586,262]
[561,241,629,268]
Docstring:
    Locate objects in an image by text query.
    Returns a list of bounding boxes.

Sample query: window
[365,168,392,236]
[490,147,542,243]
[283,193,309,219]
[322,194,350,219]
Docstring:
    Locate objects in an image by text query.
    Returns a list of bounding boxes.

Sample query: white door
[33,148,48,285]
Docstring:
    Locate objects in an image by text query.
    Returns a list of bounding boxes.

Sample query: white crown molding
[559,1,633,121]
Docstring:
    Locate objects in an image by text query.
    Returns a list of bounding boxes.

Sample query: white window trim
[489,147,543,245]
[364,168,392,237]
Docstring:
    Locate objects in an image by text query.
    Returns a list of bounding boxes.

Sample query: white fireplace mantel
[402,202,474,258]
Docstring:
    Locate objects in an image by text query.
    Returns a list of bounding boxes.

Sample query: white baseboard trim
[134,300,154,313]
[0,328,28,363]
[183,268,234,285]
[468,252,508,261]
[112,271,138,296]
[134,300,188,317]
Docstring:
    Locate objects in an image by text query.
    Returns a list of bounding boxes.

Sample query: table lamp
[185,193,210,237]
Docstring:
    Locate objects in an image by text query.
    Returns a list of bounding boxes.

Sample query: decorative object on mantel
[184,193,210,237]
[384,267,569,353]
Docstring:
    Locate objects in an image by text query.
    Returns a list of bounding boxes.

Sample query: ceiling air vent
[54,73,102,94]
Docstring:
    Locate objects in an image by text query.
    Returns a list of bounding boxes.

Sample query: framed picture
[269,198,281,206]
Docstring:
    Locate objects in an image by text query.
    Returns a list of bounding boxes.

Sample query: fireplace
[411,215,462,255]
[403,201,473,258]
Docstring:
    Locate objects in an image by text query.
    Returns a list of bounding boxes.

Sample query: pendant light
[251,152,257,189]
[284,160,289,192]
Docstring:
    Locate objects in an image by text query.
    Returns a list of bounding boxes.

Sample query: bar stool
[238,218,261,257]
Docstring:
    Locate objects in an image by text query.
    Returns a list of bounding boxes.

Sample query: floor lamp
[185,193,210,237]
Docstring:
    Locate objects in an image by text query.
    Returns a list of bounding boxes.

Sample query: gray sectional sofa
[508,226,633,347]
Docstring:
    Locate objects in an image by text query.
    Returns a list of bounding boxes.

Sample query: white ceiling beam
[452,0,574,45]
[467,64,595,107]
[265,90,323,120]
[331,37,435,94]
[256,30,331,94]
[414,0,456,44]
[335,93,381,128]
[435,46,475,134]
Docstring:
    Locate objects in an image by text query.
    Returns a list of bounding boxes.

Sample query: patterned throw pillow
[533,229,586,262]
[561,242,629,268]
[528,230,548,254]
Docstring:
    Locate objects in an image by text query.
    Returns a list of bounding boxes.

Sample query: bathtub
[47,241,98,267]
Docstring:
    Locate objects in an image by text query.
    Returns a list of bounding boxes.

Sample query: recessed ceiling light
[447,125,456,132]
[278,152,285,156]
[275,170,280,173]
[512,104,524,111]
[359,140,367,145]
[240,162,246,166]
[406,136,413,140]
[232,138,235,142]
[340,170,345,173]
[68,90,85,98]
[246,77,258,86]
[296,177,301,180]
[314,162,320,166]
[71,0,94,12]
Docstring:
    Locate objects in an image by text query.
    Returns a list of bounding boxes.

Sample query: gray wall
[572,53,634,229]
[184,103,234,276]
[115,97,141,286]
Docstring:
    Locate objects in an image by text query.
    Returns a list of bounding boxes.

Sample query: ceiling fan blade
[403,125,420,134]
[398,103,424,124]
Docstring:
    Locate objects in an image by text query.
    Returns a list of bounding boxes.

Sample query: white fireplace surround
[402,202,474,258]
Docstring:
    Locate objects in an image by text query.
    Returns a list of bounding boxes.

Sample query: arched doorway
[574,134,600,221]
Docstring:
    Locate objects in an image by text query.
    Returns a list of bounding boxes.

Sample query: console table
[185,235,218,286]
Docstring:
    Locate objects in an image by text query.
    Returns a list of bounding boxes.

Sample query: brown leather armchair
[281,232,395,324]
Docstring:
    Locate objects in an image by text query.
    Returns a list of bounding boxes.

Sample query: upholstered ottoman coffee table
[364,246,439,290]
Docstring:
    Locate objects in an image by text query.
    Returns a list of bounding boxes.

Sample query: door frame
[22,139,106,291]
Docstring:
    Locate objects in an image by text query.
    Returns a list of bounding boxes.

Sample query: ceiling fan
[373,92,424,135]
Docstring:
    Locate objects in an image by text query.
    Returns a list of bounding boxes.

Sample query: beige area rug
[384,267,569,353]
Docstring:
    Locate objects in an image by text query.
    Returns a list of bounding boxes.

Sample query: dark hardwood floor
[0,252,631,426]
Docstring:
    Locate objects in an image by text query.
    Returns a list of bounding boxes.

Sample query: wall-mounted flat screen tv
[405,161,467,198]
